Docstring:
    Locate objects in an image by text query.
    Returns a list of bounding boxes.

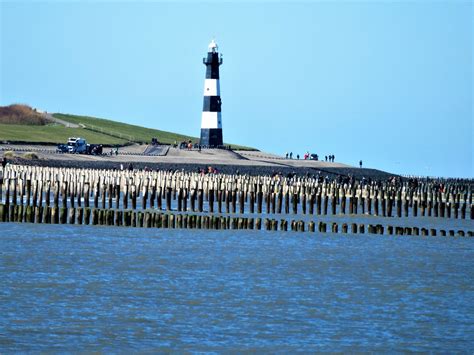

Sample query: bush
[3,151,15,158]
[0,104,51,125]
[23,152,39,159]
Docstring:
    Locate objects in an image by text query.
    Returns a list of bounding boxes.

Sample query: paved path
[43,113,80,128]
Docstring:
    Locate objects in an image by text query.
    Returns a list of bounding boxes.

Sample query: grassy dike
[0,123,128,145]
[0,111,256,150]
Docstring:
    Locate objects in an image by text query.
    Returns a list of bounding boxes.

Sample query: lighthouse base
[200,128,223,148]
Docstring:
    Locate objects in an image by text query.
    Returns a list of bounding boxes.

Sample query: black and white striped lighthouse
[200,39,223,147]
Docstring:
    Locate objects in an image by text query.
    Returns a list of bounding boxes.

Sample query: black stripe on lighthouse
[200,39,224,148]
[205,53,220,79]
[203,96,222,112]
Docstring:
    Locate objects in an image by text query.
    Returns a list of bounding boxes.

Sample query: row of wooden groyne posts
[0,164,472,236]
[1,203,472,237]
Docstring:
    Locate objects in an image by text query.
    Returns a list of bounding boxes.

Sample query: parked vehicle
[67,137,87,154]
[87,144,103,155]
[56,144,68,153]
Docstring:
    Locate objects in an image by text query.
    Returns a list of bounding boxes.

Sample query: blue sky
[1,1,472,177]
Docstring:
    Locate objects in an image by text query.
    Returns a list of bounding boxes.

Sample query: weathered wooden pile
[0,164,472,236]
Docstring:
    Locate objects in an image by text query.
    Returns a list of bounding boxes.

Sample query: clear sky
[1,0,472,177]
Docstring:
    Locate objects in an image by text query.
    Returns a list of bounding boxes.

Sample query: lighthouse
[200,39,223,147]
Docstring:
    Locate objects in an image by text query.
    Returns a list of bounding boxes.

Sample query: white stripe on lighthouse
[201,111,222,129]
[203,79,220,96]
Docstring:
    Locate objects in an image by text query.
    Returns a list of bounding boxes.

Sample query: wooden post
[68,207,75,224]
[231,190,237,213]
[77,207,83,225]
[308,192,314,215]
[35,206,42,224]
[131,185,137,210]
[271,219,278,231]
[84,183,90,208]
[197,189,204,212]
[91,209,99,225]
[51,206,58,224]
[297,220,305,232]
[381,190,386,217]
[373,192,379,216]
[257,190,263,214]
[331,195,336,215]
[217,190,223,213]
[101,182,106,209]
[249,191,255,214]
[340,193,346,215]
[166,187,172,211]
[138,212,144,227]
[108,184,113,209]
[84,208,91,225]
[318,222,326,233]
[396,192,402,217]
[351,223,357,234]
[265,192,271,214]
[387,193,392,217]
[376,224,383,234]
[316,192,321,215]
[208,189,214,213]
[25,180,31,206]
[323,194,328,215]
[342,223,348,233]
[277,191,283,214]
[271,192,277,214]
[157,186,163,210]
[239,191,245,214]
[292,193,298,214]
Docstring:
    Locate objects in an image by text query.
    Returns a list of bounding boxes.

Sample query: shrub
[3,151,15,158]
[23,152,39,159]
[0,104,52,125]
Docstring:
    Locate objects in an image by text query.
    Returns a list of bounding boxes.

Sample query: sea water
[1,223,473,352]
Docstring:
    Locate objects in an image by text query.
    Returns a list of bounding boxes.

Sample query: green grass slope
[0,110,256,150]
[54,113,256,150]
[54,113,195,145]
[0,123,128,145]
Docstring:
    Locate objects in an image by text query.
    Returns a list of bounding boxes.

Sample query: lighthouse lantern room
[200,39,223,147]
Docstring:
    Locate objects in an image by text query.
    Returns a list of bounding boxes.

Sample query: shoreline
[1,143,396,179]
[9,156,395,180]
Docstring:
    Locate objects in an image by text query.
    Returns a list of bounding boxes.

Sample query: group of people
[198,166,218,175]
[325,155,336,162]
[284,152,338,163]
[176,140,201,151]
[285,152,313,160]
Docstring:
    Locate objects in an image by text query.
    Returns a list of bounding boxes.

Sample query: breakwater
[0,164,472,236]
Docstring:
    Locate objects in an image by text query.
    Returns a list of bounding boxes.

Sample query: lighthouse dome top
[208,39,218,53]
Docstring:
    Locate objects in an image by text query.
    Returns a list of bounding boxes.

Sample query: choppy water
[1,223,473,352]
